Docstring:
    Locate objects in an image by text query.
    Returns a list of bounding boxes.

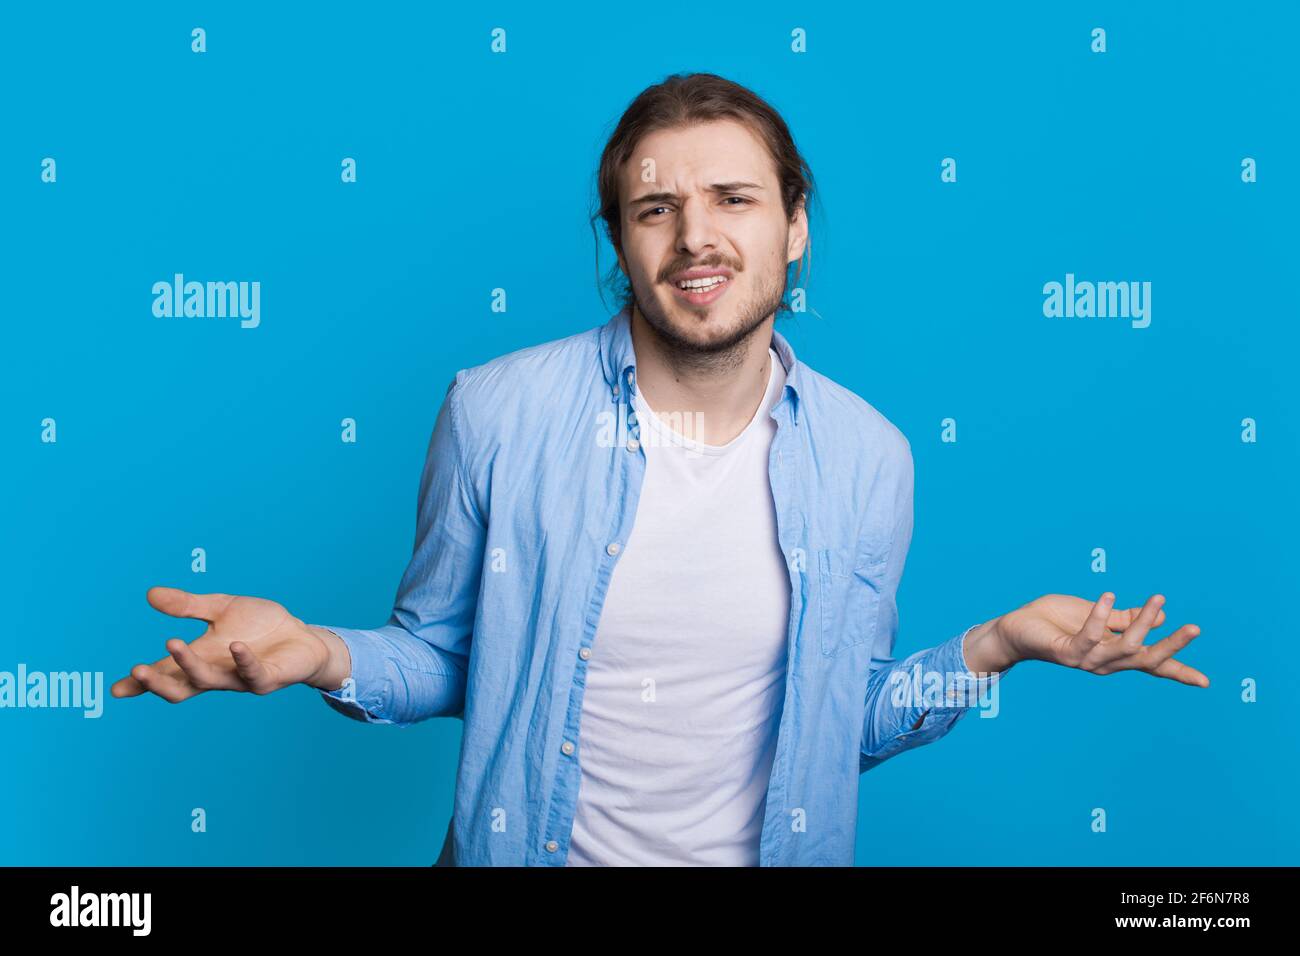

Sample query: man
[111,72,1207,866]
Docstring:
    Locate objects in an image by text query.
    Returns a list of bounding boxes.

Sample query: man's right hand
[110,586,352,702]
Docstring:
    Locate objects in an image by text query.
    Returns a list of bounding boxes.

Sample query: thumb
[146,586,234,623]
[230,641,277,694]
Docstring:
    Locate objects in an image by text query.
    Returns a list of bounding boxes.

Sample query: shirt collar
[597,303,804,424]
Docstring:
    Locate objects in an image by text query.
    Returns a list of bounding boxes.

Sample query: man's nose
[675,195,723,255]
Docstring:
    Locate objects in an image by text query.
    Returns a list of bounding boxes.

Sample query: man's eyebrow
[627,181,765,206]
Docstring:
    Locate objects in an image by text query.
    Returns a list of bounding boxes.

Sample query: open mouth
[671,275,731,306]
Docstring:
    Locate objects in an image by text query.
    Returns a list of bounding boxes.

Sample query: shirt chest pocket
[817,546,887,658]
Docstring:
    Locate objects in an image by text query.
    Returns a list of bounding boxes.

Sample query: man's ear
[786,198,809,265]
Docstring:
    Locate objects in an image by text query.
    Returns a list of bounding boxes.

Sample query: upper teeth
[679,276,727,290]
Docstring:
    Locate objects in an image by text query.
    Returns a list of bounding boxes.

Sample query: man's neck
[629,305,776,446]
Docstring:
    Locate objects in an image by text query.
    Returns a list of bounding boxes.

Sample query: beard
[629,261,787,374]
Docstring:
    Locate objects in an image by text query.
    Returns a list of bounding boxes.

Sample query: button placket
[545,383,643,866]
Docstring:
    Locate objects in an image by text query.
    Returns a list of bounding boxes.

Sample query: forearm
[906,618,1013,728]
[861,619,1011,769]
[312,620,469,726]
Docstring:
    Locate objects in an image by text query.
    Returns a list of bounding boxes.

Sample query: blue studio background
[2,1,1295,865]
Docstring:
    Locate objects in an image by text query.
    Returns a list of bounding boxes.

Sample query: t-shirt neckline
[632,348,784,457]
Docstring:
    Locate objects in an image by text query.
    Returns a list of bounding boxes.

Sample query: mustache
[660,257,740,280]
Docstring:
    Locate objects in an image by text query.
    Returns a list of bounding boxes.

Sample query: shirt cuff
[312,625,394,724]
[933,623,1006,708]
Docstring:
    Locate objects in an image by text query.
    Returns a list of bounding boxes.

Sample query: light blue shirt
[316,305,1005,866]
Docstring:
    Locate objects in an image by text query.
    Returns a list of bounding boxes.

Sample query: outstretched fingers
[1148,650,1210,688]
[112,651,189,699]
[1107,603,1166,631]
[114,586,238,699]
[110,673,147,698]
[167,638,245,692]
[128,660,198,703]
[1139,624,1208,687]
[1073,592,1117,657]
[1119,594,1165,652]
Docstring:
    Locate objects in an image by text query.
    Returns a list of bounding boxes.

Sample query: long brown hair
[590,72,818,318]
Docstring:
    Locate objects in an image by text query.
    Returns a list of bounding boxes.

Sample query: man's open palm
[110,587,332,702]
[998,592,1208,687]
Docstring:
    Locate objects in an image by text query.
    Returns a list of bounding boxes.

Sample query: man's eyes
[639,197,753,219]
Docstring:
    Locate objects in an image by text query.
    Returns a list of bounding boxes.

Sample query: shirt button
[561,740,575,755]
[606,542,620,556]
[627,412,637,425]
[579,647,591,660]
[627,438,640,452]
[545,840,558,853]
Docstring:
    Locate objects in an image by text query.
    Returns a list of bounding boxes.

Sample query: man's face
[616,119,808,357]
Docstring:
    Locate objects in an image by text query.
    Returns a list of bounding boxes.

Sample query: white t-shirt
[566,348,791,866]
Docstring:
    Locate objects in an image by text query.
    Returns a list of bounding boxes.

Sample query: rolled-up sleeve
[858,442,1006,772]
[315,373,485,727]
